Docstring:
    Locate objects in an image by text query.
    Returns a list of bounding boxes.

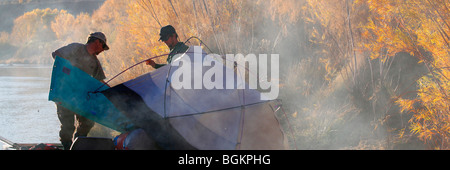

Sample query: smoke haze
[1,0,444,149]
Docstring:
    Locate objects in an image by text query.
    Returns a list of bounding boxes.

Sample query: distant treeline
[0,0,104,5]
[0,0,104,32]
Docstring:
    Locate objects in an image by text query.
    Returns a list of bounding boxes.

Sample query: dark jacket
[155,42,189,69]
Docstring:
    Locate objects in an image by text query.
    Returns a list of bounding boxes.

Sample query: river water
[0,64,60,144]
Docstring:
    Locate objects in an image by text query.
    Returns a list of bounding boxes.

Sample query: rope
[0,135,20,149]
[89,53,170,95]
[0,135,15,146]
[274,101,298,150]
[90,36,208,94]
[237,89,246,150]
[92,36,246,95]
[184,36,214,54]
[163,57,174,118]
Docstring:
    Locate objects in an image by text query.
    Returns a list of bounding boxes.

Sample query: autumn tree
[3,0,442,149]
[298,0,449,149]
[10,8,60,45]
[387,0,450,149]
[336,0,450,149]
[6,8,67,63]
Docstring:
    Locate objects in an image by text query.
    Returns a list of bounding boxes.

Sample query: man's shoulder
[55,43,85,53]
[169,43,188,55]
[179,42,189,49]
[64,43,85,49]
[53,43,87,60]
[174,42,189,53]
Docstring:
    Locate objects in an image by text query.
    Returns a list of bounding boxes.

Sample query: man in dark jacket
[146,25,189,68]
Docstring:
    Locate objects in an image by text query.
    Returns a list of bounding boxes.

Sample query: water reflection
[0,64,59,143]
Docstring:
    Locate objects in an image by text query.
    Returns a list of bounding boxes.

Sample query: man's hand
[146,59,157,68]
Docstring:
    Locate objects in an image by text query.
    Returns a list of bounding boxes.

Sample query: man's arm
[146,59,166,69]
[52,43,78,60]
[154,63,166,69]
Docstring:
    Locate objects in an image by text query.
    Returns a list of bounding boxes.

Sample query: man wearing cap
[146,25,189,69]
[51,32,110,150]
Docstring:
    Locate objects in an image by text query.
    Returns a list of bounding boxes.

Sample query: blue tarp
[49,56,135,133]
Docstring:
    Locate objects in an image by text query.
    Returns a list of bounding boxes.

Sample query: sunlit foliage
[2,0,448,149]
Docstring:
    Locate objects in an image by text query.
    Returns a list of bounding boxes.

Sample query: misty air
[0,0,449,153]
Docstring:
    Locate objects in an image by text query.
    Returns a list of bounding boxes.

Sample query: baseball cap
[159,25,176,41]
[89,32,109,50]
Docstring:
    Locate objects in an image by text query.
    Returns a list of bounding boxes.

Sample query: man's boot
[61,141,72,150]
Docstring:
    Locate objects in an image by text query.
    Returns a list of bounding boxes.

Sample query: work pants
[56,104,95,145]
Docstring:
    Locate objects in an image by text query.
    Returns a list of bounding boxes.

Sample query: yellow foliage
[302,0,450,148]
[6,0,448,148]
